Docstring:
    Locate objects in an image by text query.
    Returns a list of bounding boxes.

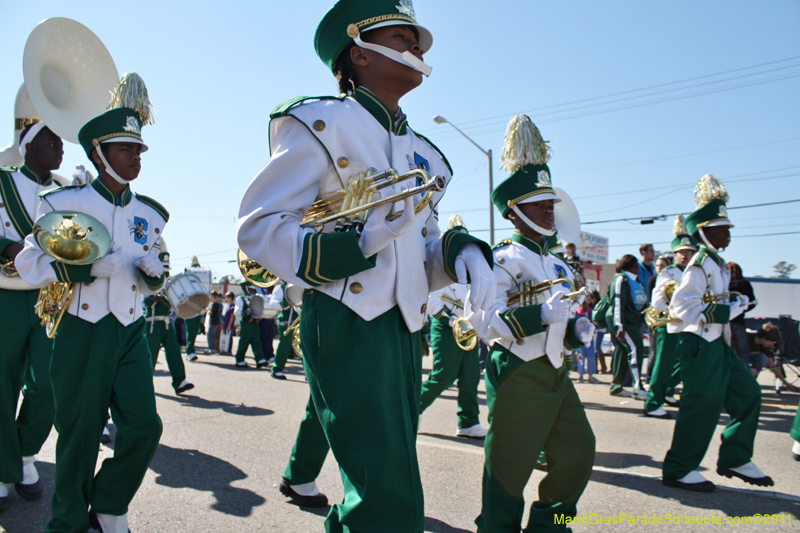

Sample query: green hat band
[491,164,555,218]
[78,107,145,158]
[684,199,732,235]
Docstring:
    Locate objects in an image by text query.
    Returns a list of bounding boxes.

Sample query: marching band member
[237,1,495,529]
[144,239,194,395]
[662,174,772,492]
[183,255,203,362]
[0,114,63,508]
[465,115,595,532]
[269,281,295,380]
[233,282,267,368]
[642,216,696,419]
[15,73,166,533]
[419,215,487,438]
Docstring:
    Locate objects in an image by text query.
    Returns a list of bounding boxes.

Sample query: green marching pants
[184,315,201,355]
[791,406,800,443]
[146,319,187,392]
[476,350,595,533]
[300,291,423,533]
[0,288,54,483]
[235,321,263,364]
[282,394,330,485]
[644,326,681,413]
[272,319,293,376]
[662,333,761,481]
[419,316,481,429]
[45,314,162,533]
[607,321,644,394]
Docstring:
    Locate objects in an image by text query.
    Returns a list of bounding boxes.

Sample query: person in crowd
[206,291,222,354]
[573,292,600,384]
[748,323,800,392]
[726,262,757,366]
[606,255,648,399]
[220,291,236,355]
[637,243,656,292]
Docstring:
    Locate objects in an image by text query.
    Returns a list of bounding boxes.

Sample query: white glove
[574,317,596,347]
[728,294,749,320]
[358,192,416,257]
[540,290,569,325]
[135,253,164,278]
[455,244,496,312]
[90,248,123,278]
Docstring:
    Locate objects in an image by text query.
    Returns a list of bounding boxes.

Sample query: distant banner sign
[578,232,609,263]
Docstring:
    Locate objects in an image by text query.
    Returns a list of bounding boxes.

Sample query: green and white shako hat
[447,214,468,234]
[492,115,560,232]
[671,215,697,253]
[315,0,433,71]
[684,174,733,236]
[78,72,154,158]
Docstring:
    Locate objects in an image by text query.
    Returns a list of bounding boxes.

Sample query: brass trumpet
[701,290,756,306]
[439,296,478,352]
[0,257,18,277]
[642,280,680,329]
[32,211,110,338]
[507,278,578,307]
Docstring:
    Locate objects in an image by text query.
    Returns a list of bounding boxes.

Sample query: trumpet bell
[23,18,118,144]
[284,284,305,310]
[33,211,111,265]
[553,187,580,244]
[452,317,478,351]
[237,248,279,288]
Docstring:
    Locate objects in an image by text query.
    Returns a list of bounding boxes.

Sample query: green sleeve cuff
[563,317,583,351]
[0,237,16,255]
[441,230,493,282]
[500,305,546,340]
[50,261,95,283]
[296,231,376,287]
[702,302,730,324]
[140,271,166,291]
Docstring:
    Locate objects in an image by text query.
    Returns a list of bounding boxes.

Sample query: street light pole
[433,115,495,245]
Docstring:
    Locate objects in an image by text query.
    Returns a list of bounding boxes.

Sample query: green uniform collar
[20,165,52,186]
[697,246,723,267]
[92,178,133,207]
[511,231,549,255]
[353,87,408,135]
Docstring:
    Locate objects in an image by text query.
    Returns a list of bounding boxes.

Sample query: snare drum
[164,273,210,319]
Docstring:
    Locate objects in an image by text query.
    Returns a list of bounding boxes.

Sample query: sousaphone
[553,187,580,244]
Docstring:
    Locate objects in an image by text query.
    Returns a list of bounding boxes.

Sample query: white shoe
[21,456,38,485]
[0,482,9,498]
[792,440,800,458]
[186,353,198,362]
[634,388,647,401]
[267,357,275,365]
[95,512,129,533]
[644,406,671,419]
[456,424,488,438]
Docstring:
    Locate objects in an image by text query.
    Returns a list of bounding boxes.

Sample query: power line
[583,199,800,225]
[607,231,800,248]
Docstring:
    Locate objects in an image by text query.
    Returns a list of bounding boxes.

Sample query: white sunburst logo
[123,116,141,134]
[718,205,728,218]
[396,0,416,19]
[536,170,552,188]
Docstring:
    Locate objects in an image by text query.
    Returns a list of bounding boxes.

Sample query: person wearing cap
[183,256,203,362]
[237,1,495,530]
[661,174,772,493]
[464,115,595,532]
[233,282,268,369]
[0,117,64,509]
[144,237,194,395]
[419,214,487,439]
[15,73,166,533]
[643,216,696,419]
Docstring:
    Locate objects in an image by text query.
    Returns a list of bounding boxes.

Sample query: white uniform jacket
[15,178,168,326]
[465,233,581,368]
[667,247,732,342]
[428,283,469,325]
[237,88,489,333]
[0,165,61,290]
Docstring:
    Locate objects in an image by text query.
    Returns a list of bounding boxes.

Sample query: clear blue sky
[3,1,799,280]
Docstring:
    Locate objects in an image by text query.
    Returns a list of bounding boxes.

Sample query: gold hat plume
[107,72,155,126]
[500,114,551,173]
[693,174,728,208]
[447,214,466,230]
[673,214,688,237]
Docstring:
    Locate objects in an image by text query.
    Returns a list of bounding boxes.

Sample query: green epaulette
[135,193,169,222]
[492,238,512,250]
[410,129,453,175]
[692,252,708,268]
[0,166,18,173]
[39,183,86,198]
[270,95,348,119]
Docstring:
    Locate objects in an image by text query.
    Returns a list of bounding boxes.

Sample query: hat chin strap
[697,227,723,253]
[512,205,556,237]
[353,34,432,77]
[96,145,130,185]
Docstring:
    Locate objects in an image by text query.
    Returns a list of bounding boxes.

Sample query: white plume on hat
[500,114,551,173]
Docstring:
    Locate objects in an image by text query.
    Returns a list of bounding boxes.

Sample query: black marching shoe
[14,480,42,501]
[717,463,774,487]
[89,510,131,533]
[662,477,715,492]
[279,481,328,508]
[271,372,287,380]
[175,381,195,394]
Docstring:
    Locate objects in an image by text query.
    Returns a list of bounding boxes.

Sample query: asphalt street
[2,337,798,532]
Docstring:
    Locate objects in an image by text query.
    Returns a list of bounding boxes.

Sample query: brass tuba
[32,211,111,338]
[237,248,279,288]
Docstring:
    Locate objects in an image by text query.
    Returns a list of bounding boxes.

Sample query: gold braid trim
[507,188,557,208]
[91,132,144,146]
[355,14,416,30]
